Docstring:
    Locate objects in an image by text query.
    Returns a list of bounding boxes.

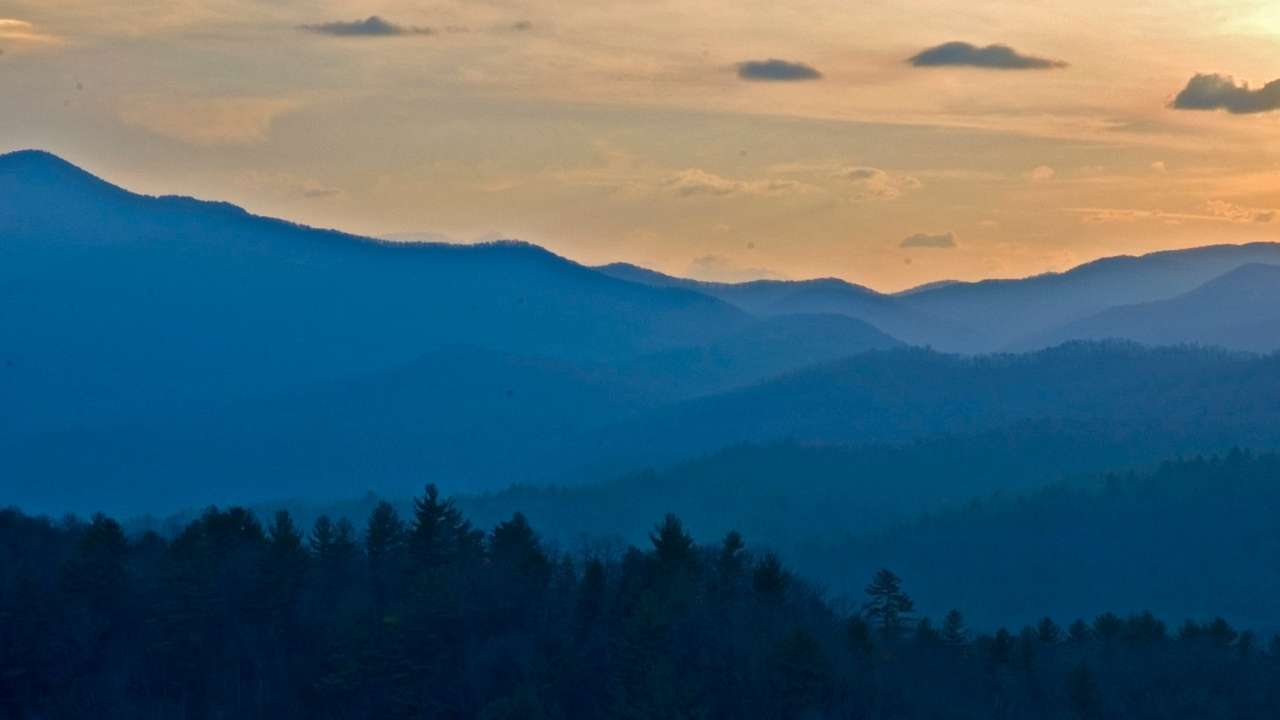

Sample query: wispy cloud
[687,254,786,282]
[662,168,811,198]
[0,18,62,46]
[1067,202,1276,225]
[909,42,1066,70]
[737,59,822,81]
[835,166,922,200]
[901,231,958,249]
[301,16,434,38]
[1028,165,1056,182]
[1171,74,1280,114]
[117,96,298,146]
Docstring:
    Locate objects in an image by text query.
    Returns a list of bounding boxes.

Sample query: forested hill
[581,342,1280,475]
[5,489,1280,719]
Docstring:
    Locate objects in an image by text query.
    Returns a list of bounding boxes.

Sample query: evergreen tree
[649,513,695,571]
[1037,617,1061,644]
[752,552,788,599]
[942,609,969,647]
[365,501,406,608]
[863,569,914,638]
[1066,662,1103,720]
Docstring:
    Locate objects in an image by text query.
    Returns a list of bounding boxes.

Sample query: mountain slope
[597,263,972,349]
[580,342,1280,473]
[1017,263,1280,352]
[15,341,1280,516]
[0,150,752,436]
[900,243,1280,349]
[622,313,903,397]
[1,313,903,516]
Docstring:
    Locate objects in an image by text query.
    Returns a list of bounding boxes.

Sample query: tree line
[3,486,1279,719]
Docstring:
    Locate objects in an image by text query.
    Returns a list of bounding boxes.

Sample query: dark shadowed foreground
[4,486,1279,719]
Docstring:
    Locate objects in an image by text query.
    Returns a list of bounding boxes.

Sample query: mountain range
[3,149,1280,516]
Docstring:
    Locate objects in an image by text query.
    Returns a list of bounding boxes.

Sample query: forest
[4,482,1279,719]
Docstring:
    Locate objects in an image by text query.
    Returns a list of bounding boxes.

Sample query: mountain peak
[0,149,120,198]
[0,149,85,174]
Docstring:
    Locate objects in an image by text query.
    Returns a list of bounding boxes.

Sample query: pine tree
[409,484,477,572]
[863,569,914,638]
[649,514,695,570]
[1036,617,1061,644]
[716,530,746,580]
[1066,662,1103,720]
[365,501,406,609]
[752,552,789,599]
[310,515,337,560]
[942,609,969,647]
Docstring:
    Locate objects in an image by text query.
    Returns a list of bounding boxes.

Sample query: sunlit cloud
[835,167,922,201]
[662,169,811,198]
[1068,202,1277,225]
[117,96,298,146]
[1028,165,1056,182]
[686,254,787,282]
[1203,200,1276,223]
[0,18,62,46]
[901,231,958,249]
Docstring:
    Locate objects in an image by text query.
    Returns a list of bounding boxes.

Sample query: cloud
[1150,161,1167,173]
[1204,200,1276,223]
[118,96,298,146]
[687,255,786,282]
[301,182,341,199]
[0,18,62,45]
[662,168,808,198]
[901,231,957,249]
[836,166,922,200]
[1028,165,1056,182]
[1170,73,1280,114]
[908,42,1066,70]
[301,16,433,37]
[737,59,822,81]
[1067,203,1277,225]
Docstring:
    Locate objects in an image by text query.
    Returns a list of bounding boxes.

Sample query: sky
[2,1,1279,291]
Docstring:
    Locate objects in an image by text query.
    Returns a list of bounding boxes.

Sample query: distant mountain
[797,450,1280,629]
[598,263,973,349]
[604,243,1280,352]
[0,150,753,437]
[892,279,961,296]
[900,243,1280,350]
[622,313,902,398]
[1018,263,1280,352]
[583,342,1280,473]
[17,341,1280,516]
[2,313,902,516]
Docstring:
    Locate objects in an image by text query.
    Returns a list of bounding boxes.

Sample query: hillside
[0,150,755,436]
[597,263,973,349]
[901,243,1280,349]
[1018,263,1280,352]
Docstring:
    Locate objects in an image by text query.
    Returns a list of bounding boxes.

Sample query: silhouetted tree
[942,609,969,647]
[864,569,914,639]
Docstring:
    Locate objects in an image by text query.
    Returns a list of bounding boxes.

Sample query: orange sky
[3,1,1279,291]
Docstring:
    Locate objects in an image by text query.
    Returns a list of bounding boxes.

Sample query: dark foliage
[5,487,1280,718]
